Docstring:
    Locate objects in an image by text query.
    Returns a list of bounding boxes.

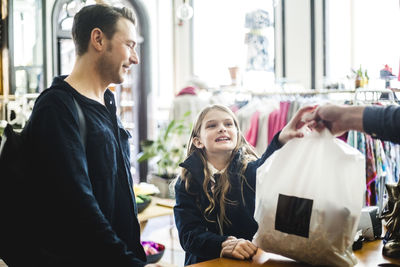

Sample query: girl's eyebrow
[205,118,233,124]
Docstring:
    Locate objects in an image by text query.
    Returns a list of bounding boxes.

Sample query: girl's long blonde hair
[181,104,257,233]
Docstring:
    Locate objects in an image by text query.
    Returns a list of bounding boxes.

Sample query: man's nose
[130,50,140,65]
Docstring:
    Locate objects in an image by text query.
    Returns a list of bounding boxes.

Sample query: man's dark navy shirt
[363,105,400,144]
[24,76,146,266]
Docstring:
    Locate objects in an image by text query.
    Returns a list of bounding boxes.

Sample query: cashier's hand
[303,104,365,136]
[278,105,316,145]
[220,237,257,260]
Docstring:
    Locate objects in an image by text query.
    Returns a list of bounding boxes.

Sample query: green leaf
[137,151,157,162]
[138,112,193,176]
[141,140,154,147]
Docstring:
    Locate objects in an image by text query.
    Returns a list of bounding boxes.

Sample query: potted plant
[137,112,191,198]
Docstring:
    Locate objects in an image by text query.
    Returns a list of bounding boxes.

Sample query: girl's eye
[225,122,233,127]
[207,124,216,128]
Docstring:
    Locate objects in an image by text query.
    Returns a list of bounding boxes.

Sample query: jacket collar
[179,149,243,186]
[50,75,114,106]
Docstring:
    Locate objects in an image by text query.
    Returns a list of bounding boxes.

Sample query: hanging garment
[365,135,378,206]
[245,111,260,147]
[254,104,278,156]
[171,94,210,122]
[176,86,197,96]
[267,102,290,144]
[245,33,271,71]
[245,9,271,29]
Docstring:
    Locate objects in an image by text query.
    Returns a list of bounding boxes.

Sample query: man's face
[99,18,139,84]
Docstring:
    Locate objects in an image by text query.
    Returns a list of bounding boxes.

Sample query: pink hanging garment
[176,86,197,96]
[279,101,290,126]
[267,109,279,144]
[245,111,260,147]
[268,102,290,144]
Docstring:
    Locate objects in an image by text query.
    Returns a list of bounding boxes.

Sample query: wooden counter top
[189,240,400,267]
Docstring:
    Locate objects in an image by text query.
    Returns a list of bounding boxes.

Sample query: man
[23,4,159,267]
[307,103,400,258]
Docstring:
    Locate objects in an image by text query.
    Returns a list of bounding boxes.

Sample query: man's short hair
[72,4,136,56]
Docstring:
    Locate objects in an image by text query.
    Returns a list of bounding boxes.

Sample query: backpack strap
[72,97,86,150]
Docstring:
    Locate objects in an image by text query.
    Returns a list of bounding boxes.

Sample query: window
[11,0,44,94]
[192,0,275,90]
[53,0,97,76]
[326,0,399,89]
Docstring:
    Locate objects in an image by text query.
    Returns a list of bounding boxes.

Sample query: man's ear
[90,28,106,52]
[193,137,204,149]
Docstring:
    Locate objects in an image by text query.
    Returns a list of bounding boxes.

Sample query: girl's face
[194,109,238,156]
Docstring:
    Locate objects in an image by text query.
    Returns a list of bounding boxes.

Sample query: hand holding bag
[253,129,365,267]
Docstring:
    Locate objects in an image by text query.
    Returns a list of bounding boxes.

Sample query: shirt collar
[207,162,226,183]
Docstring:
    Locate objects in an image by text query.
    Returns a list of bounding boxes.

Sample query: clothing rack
[250,89,356,96]
[227,88,399,214]
[215,87,357,96]
[216,87,399,99]
[351,89,398,214]
[354,88,395,105]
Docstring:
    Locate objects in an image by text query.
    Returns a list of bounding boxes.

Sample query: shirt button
[110,101,113,104]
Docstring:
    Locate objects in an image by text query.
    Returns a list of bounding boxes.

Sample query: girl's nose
[218,126,227,132]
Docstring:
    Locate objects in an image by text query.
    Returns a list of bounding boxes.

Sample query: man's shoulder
[37,76,71,100]
[30,86,75,120]
[35,86,71,106]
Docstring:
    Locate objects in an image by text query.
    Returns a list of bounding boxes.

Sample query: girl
[174,104,314,265]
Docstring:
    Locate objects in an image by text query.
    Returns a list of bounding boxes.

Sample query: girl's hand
[278,105,316,145]
[221,237,257,260]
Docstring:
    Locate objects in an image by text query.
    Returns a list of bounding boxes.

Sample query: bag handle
[73,97,86,151]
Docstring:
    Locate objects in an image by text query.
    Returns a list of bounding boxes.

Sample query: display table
[188,240,400,266]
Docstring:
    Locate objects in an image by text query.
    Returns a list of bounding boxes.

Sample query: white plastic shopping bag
[253,129,365,267]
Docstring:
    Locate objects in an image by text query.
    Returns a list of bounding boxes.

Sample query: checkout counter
[188,240,400,267]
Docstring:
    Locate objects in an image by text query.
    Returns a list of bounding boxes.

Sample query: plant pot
[148,174,176,199]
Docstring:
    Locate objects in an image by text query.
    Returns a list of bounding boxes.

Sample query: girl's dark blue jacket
[174,133,282,265]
